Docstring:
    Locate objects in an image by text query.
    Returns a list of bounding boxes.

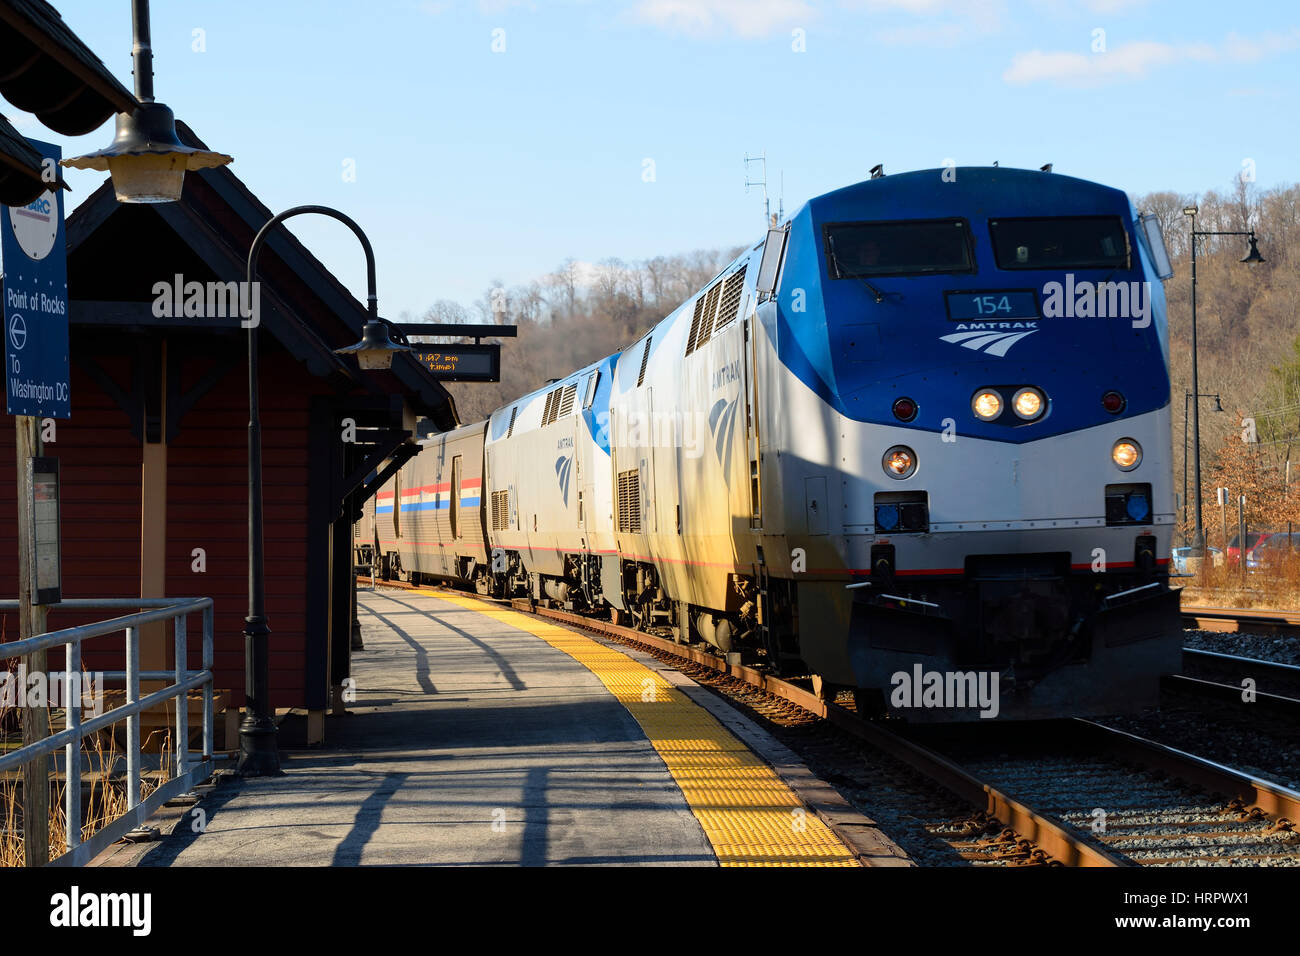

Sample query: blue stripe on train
[377,496,480,515]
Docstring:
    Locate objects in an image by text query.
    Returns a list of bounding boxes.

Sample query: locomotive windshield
[989,216,1128,270]
[825,219,974,278]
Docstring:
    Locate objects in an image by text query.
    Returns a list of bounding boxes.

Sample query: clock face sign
[10,189,59,261]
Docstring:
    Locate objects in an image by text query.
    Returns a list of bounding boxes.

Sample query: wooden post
[15,415,49,866]
[140,341,168,726]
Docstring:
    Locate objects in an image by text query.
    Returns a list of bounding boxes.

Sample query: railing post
[174,614,188,779]
[64,639,82,852]
[202,603,214,760]
[125,625,141,809]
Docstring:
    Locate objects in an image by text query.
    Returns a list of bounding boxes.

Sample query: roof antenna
[992,160,998,167]
[1040,163,1053,173]
[745,151,772,227]
[870,164,884,179]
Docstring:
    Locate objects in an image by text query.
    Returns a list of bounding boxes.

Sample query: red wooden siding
[0,346,327,711]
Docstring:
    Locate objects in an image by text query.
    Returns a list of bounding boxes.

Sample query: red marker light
[893,397,917,422]
[1102,391,1126,414]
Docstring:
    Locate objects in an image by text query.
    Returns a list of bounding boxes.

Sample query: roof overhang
[0,110,67,204]
[0,0,138,135]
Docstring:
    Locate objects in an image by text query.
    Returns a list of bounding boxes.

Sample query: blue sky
[11,0,1299,318]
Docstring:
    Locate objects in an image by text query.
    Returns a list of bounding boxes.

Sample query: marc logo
[708,397,739,478]
[554,454,572,506]
[939,324,1038,357]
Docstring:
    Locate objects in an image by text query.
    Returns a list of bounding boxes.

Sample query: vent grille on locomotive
[490,490,510,530]
[616,469,641,532]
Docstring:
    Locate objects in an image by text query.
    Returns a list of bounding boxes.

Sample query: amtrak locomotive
[362,166,1180,721]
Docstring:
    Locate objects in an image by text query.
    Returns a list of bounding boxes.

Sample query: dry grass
[0,684,173,867]
[1179,552,1300,610]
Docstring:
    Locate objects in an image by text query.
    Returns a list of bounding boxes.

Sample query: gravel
[1182,628,1300,665]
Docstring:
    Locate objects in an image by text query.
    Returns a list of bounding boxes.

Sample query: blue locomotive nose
[772,168,1170,445]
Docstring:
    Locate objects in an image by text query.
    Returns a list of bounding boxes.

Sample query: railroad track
[365,577,1300,866]
[1172,648,1300,718]
[1182,605,1300,636]
[921,720,1300,866]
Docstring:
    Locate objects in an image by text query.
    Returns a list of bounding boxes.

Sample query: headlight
[1112,439,1142,471]
[883,445,917,479]
[972,390,1002,421]
[1012,387,1044,420]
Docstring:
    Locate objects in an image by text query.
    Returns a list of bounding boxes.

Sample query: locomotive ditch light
[972,390,1002,421]
[1012,387,1044,420]
[883,445,917,479]
[1112,439,1142,471]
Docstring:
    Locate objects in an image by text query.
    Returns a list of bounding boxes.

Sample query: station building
[0,122,457,742]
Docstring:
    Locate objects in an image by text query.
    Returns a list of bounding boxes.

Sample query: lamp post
[238,205,409,776]
[62,0,231,201]
[1183,204,1264,551]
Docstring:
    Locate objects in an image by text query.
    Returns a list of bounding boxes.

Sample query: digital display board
[412,344,501,382]
[945,290,1040,321]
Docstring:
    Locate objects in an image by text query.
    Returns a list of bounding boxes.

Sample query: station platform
[125,587,888,867]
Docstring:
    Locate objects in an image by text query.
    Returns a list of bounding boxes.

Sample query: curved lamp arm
[246,204,378,319]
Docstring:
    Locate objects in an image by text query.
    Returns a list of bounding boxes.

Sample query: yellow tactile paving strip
[426,590,859,867]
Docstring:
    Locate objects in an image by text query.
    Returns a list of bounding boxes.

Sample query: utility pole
[15,415,49,865]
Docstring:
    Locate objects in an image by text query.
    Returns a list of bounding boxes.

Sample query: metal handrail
[0,597,215,867]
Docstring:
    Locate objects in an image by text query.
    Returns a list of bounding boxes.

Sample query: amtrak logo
[555,455,573,506]
[708,397,739,479]
[940,323,1038,357]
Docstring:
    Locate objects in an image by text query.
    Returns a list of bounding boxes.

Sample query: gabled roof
[0,0,137,134]
[65,121,459,430]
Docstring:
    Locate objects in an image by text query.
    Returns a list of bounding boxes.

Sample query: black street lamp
[238,205,409,776]
[1183,204,1265,552]
[62,0,231,201]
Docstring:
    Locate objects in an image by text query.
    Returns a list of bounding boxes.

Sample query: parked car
[1171,545,1223,574]
[1246,532,1300,571]
[1226,531,1275,566]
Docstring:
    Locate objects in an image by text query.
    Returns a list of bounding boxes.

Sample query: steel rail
[1181,605,1300,635]
[1070,719,1300,827]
